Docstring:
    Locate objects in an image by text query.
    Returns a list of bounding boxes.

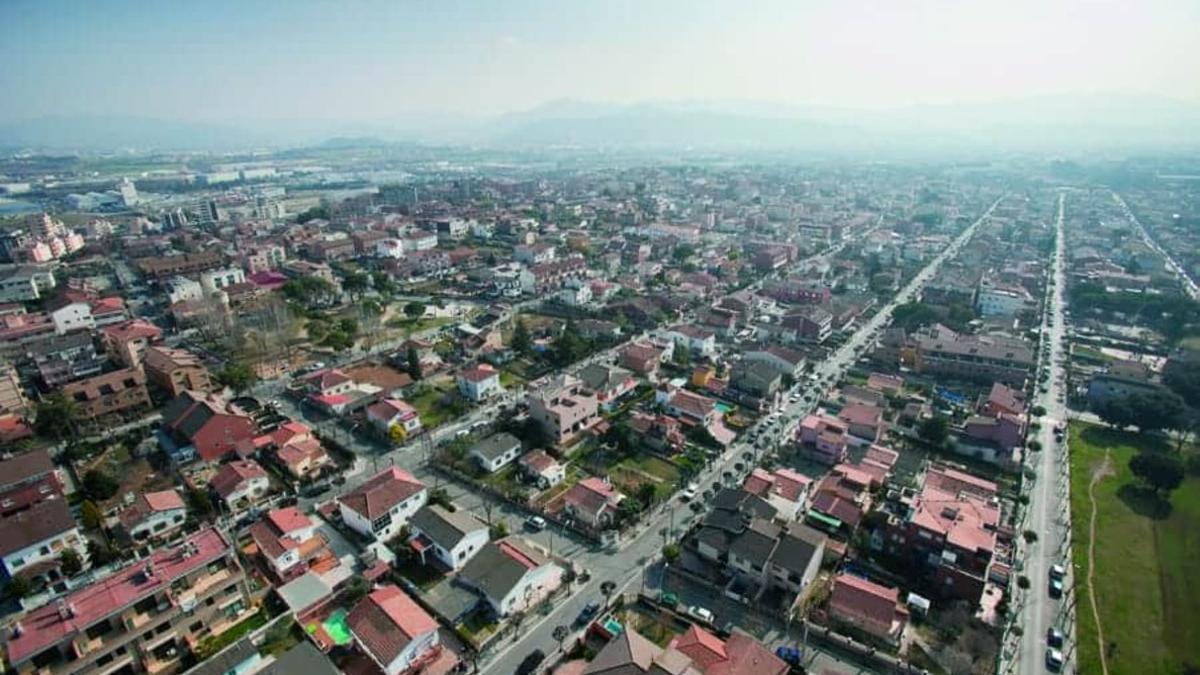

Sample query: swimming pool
[714,402,734,414]
[320,608,353,646]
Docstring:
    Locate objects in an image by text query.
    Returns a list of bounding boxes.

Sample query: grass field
[1068,422,1200,675]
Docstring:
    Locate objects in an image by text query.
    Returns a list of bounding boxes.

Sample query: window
[188,621,203,633]
[39,546,50,556]
[10,557,23,568]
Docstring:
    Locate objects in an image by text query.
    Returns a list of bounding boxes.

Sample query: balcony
[173,567,232,608]
[91,653,134,675]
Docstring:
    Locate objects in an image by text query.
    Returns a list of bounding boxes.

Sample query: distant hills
[2,94,1198,153]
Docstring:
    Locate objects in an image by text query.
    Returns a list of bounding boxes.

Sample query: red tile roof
[829,574,906,638]
[210,460,267,498]
[338,467,425,520]
[101,319,162,343]
[268,506,312,534]
[5,528,232,667]
[347,585,438,668]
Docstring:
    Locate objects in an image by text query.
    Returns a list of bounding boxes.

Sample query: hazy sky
[2,0,1198,123]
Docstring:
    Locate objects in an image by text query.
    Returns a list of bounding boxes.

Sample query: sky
[1,0,1198,125]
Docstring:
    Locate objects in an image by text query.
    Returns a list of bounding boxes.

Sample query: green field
[1068,422,1200,675]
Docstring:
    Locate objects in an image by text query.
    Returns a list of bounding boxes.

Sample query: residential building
[49,301,94,335]
[408,504,489,571]
[618,341,666,377]
[199,267,246,294]
[338,467,428,542]
[275,437,330,480]
[0,449,64,517]
[457,364,502,402]
[366,398,423,441]
[742,345,807,380]
[730,360,782,404]
[100,319,163,369]
[248,507,326,579]
[144,346,213,397]
[527,374,601,445]
[347,585,442,675]
[0,264,56,302]
[117,489,187,543]
[798,412,850,465]
[2,528,251,675]
[628,411,686,454]
[61,367,150,419]
[135,250,224,278]
[458,538,560,617]
[0,363,29,417]
[827,574,909,644]
[837,403,885,444]
[468,432,524,473]
[0,499,87,588]
[561,477,623,528]
[663,324,716,358]
[781,306,833,343]
[163,276,204,305]
[976,280,1033,316]
[742,468,812,521]
[905,324,1034,387]
[658,386,717,427]
[160,391,258,463]
[576,363,637,411]
[882,464,1002,604]
[584,625,787,675]
[210,460,270,511]
[516,450,565,489]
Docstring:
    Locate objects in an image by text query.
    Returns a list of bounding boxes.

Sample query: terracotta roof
[210,460,267,498]
[268,506,312,534]
[5,529,231,667]
[101,319,162,343]
[347,585,438,668]
[829,574,905,635]
[0,448,54,489]
[338,467,425,520]
[459,365,498,383]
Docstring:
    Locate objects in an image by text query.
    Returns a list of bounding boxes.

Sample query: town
[0,145,1195,675]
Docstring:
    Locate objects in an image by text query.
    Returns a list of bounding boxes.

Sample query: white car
[681,483,699,501]
[687,605,715,624]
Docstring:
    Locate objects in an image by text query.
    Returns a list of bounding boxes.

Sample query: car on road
[687,605,715,624]
[1049,563,1065,580]
[1047,627,1064,648]
[516,649,546,675]
[681,483,699,501]
[1045,647,1064,671]
[775,646,803,665]
[1049,577,1064,599]
[525,516,547,531]
[575,601,601,626]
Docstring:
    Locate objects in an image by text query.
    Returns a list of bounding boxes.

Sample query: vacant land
[1068,422,1200,675]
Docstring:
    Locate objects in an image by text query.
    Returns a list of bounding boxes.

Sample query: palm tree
[600,580,617,610]
[552,625,569,652]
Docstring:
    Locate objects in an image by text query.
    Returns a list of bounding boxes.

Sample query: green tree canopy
[215,362,257,393]
[82,469,119,501]
[1129,451,1185,496]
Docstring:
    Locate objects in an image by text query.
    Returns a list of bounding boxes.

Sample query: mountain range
[2,94,1198,153]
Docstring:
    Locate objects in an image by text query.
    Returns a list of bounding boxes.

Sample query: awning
[806,511,843,531]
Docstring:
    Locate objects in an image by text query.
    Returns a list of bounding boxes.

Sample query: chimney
[56,599,72,620]
[11,621,23,637]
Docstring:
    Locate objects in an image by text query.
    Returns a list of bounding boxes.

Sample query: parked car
[1047,627,1064,648]
[1049,578,1064,599]
[1045,647,1064,671]
[525,516,547,531]
[575,601,601,626]
[1049,563,1066,580]
[775,646,803,665]
[680,484,699,501]
[516,649,546,675]
[687,605,715,624]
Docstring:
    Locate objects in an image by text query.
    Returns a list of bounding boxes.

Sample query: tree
[81,500,105,531]
[1017,575,1031,590]
[82,469,119,501]
[1031,405,1047,417]
[5,575,31,600]
[672,343,691,366]
[406,346,422,380]
[636,482,658,509]
[511,318,532,356]
[403,301,426,320]
[918,415,950,448]
[662,543,681,565]
[33,393,80,442]
[59,548,82,577]
[1094,397,1137,429]
[552,625,570,652]
[187,487,214,518]
[1022,530,1038,544]
[553,320,589,367]
[341,270,369,300]
[1128,390,1185,433]
[87,539,121,566]
[1163,357,1200,409]
[1129,451,1185,497]
[672,244,695,262]
[600,580,617,609]
[215,362,257,393]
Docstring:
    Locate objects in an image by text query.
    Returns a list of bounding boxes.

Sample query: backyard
[407,379,466,429]
[1068,422,1200,675]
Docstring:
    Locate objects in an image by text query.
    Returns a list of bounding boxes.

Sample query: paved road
[479,197,1003,675]
[1009,191,1075,675]
[1111,190,1199,301]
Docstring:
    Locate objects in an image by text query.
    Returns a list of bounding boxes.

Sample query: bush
[82,469,119,501]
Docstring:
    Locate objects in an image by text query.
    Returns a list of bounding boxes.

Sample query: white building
[338,467,428,542]
[0,500,89,586]
[457,365,502,402]
[662,325,717,358]
[164,276,205,305]
[408,504,489,571]
[458,538,560,617]
[117,489,187,542]
[976,283,1033,317]
[50,302,94,335]
[468,433,523,473]
[200,267,246,294]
